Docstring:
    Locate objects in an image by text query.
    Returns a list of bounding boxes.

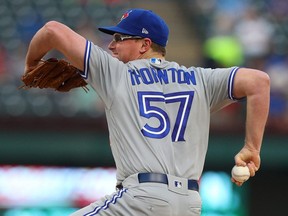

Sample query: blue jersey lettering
[128,67,197,86]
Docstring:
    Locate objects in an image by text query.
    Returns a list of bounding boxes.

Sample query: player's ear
[139,38,152,54]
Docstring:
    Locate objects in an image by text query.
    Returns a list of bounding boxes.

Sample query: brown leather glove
[20,58,89,92]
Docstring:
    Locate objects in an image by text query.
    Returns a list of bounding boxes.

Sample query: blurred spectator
[234,7,274,70]
[264,54,288,126]
[208,12,235,37]
[203,35,243,68]
[104,0,124,6]
[16,7,44,43]
[269,0,288,23]
[214,0,249,15]
[266,0,288,56]
[265,55,288,96]
[0,45,8,79]
[201,0,246,68]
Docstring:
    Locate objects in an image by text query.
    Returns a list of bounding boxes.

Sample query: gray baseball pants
[70,173,202,216]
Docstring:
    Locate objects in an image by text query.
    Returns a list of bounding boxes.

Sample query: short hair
[151,43,166,57]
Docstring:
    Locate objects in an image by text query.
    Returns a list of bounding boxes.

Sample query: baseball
[231,165,250,182]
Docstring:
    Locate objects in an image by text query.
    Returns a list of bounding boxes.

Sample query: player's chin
[111,53,119,58]
[113,55,128,63]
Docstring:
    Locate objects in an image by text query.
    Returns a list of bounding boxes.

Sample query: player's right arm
[25,21,86,73]
[232,68,270,185]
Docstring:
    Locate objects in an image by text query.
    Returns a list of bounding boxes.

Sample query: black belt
[116,173,199,191]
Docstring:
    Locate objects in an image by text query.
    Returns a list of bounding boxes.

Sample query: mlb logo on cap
[98,9,169,47]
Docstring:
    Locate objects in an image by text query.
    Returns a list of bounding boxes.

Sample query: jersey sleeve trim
[80,40,91,79]
[228,67,243,101]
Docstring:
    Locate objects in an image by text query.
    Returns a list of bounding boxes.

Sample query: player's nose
[108,40,116,50]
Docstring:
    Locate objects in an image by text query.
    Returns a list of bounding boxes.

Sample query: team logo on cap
[120,10,132,21]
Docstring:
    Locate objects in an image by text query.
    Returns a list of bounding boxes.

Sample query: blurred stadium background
[0,0,287,215]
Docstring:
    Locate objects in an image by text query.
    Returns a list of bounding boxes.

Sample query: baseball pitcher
[24,8,270,216]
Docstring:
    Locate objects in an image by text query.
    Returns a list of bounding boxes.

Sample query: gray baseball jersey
[81,40,239,185]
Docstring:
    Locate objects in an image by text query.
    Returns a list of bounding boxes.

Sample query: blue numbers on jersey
[138,91,194,142]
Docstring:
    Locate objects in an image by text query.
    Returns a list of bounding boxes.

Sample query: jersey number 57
[137,91,194,142]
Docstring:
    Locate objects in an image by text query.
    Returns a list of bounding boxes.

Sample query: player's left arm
[232,68,270,181]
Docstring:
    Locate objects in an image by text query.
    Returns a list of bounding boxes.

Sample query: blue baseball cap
[98,9,169,47]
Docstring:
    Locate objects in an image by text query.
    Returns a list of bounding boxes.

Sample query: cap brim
[98,26,137,36]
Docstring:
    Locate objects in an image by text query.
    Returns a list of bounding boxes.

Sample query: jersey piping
[228,67,240,100]
[81,40,91,79]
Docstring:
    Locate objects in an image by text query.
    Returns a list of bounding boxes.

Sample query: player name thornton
[128,67,197,85]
